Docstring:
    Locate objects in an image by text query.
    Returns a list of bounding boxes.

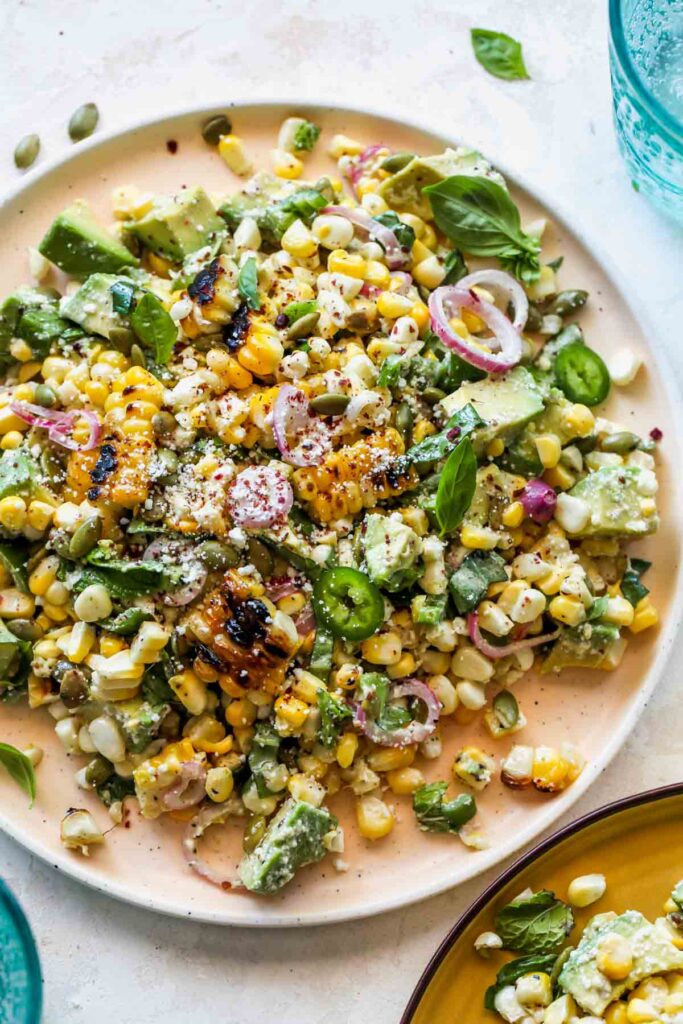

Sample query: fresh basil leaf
[373,211,416,252]
[99,608,154,636]
[248,723,281,797]
[0,542,29,592]
[288,504,315,538]
[495,889,574,954]
[377,354,403,388]
[378,703,412,731]
[413,781,476,834]
[317,690,352,747]
[404,403,484,468]
[484,953,558,1010]
[283,299,317,324]
[621,557,651,608]
[0,742,36,806]
[292,120,321,152]
[435,436,477,535]
[238,256,260,311]
[72,545,183,599]
[471,28,530,81]
[443,248,468,284]
[130,291,177,365]
[309,622,334,682]
[110,280,137,315]
[448,550,508,614]
[586,595,609,621]
[424,175,540,284]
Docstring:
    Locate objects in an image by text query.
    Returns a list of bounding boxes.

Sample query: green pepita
[34,383,57,408]
[68,515,102,559]
[380,152,415,173]
[85,755,113,788]
[524,302,543,332]
[422,386,446,406]
[151,411,176,437]
[396,402,413,447]
[492,689,519,730]
[7,619,44,642]
[309,393,350,416]
[14,134,40,170]
[202,114,233,146]
[197,540,240,571]
[285,311,320,341]
[108,327,135,354]
[156,449,179,480]
[68,103,99,143]
[601,431,641,454]
[130,343,146,368]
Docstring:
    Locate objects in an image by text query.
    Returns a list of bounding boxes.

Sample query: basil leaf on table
[484,953,558,1010]
[0,742,36,806]
[130,291,177,365]
[435,436,477,535]
[471,28,530,81]
[373,211,416,252]
[423,175,541,284]
[495,889,574,954]
[238,256,261,310]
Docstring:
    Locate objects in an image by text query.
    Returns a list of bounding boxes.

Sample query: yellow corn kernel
[604,1004,629,1024]
[9,339,33,363]
[42,602,69,622]
[548,594,585,626]
[237,324,284,377]
[386,767,425,795]
[146,251,174,278]
[563,403,595,437]
[409,301,430,332]
[12,383,36,401]
[448,317,469,338]
[486,438,505,459]
[217,134,253,176]
[629,598,659,633]
[168,670,207,716]
[0,496,27,533]
[356,795,395,841]
[333,663,362,691]
[413,255,445,290]
[421,223,437,249]
[19,362,41,383]
[327,250,366,278]
[281,218,317,259]
[411,239,432,264]
[225,356,253,389]
[0,431,24,450]
[290,671,322,704]
[225,698,257,728]
[665,994,683,1015]
[363,260,391,289]
[412,418,436,443]
[543,464,576,491]
[205,766,234,803]
[400,507,429,536]
[497,580,527,613]
[0,588,35,620]
[26,501,54,533]
[272,147,303,179]
[532,747,571,793]
[367,746,414,773]
[61,622,96,664]
[98,634,125,657]
[537,571,565,596]
[328,134,365,158]
[387,652,417,679]
[332,732,358,771]
[535,434,562,469]
[460,524,499,550]
[376,291,414,319]
[277,592,306,617]
[274,693,309,730]
[625,998,659,1023]
[461,308,486,334]
[603,595,635,627]
[360,631,402,666]
[502,501,525,528]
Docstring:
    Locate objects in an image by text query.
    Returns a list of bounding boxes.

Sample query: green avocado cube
[0,451,37,501]
[0,620,20,676]
[127,187,224,262]
[238,798,336,895]
[567,465,659,537]
[441,366,544,449]
[363,512,422,592]
[541,623,620,674]
[62,274,131,339]
[378,146,506,219]
[39,200,139,279]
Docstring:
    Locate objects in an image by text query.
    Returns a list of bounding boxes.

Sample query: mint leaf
[130,291,177,365]
[495,889,574,954]
[0,742,36,806]
[317,690,352,747]
[413,781,476,834]
[471,29,530,81]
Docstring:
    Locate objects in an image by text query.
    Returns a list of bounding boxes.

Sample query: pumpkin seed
[68,515,102,559]
[14,133,40,170]
[108,327,135,354]
[34,383,57,408]
[285,311,320,340]
[422,386,446,405]
[130,343,146,367]
[201,114,233,146]
[156,449,179,480]
[68,102,99,143]
[492,689,519,730]
[396,401,413,446]
[59,665,91,709]
[248,539,273,578]
[380,152,415,173]
[151,411,176,437]
[85,755,113,788]
[197,540,240,571]
[601,431,641,454]
[7,619,44,642]
[309,393,350,416]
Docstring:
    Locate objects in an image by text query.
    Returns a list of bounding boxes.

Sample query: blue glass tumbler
[0,879,42,1024]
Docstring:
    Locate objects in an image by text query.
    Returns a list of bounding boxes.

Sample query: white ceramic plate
[0,102,681,927]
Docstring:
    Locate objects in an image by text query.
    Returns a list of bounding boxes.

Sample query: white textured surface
[1,2,682,1022]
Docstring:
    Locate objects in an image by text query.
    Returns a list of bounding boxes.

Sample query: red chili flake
[650,427,663,441]
[166,139,178,154]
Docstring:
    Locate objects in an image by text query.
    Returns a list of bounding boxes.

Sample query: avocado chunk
[219,173,332,244]
[0,620,21,676]
[378,146,506,219]
[0,451,37,501]
[441,367,544,449]
[541,622,620,673]
[39,200,139,278]
[363,512,423,592]
[238,798,337,894]
[558,910,683,1015]
[126,187,224,262]
[0,287,82,358]
[567,466,659,537]
[62,274,133,338]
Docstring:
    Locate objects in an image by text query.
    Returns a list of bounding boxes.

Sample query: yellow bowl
[401,783,683,1023]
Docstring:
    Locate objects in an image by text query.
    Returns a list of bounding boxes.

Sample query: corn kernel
[356,795,395,840]
[205,766,234,803]
[604,1004,629,1024]
[26,500,55,533]
[217,134,253,176]
[367,747,414,773]
[413,255,445,290]
[281,218,318,259]
[360,631,402,666]
[387,652,417,679]
[548,594,586,627]
[626,998,659,1023]
[535,434,562,469]
[0,431,24,450]
[486,438,505,458]
[271,147,303,179]
[563,403,595,437]
[99,634,125,657]
[0,496,27,533]
[543,464,576,491]
[411,239,432,264]
[603,595,635,627]
[567,872,606,907]
[386,766,425,795]
[336,731,359,770]
[168,670,207,716]
[377,291,414,319]
[277,592,307,617]
[19,362,41,383]
[460,524,499,550]
[327,134,365,158]
[629,598,659,633]
[327,249,366,278]
[274,693,309,730]
[0,588,35,619]
[363,260,391,289]
[502,501,525,528]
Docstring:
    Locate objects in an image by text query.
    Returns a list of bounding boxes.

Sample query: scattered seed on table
[68,102,99,142]
[14,134,40,170]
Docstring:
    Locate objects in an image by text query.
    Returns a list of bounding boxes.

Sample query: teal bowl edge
[0,878,43,1024]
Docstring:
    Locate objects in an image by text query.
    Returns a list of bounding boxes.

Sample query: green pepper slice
[555,341,610,406]
[312,567,384,642]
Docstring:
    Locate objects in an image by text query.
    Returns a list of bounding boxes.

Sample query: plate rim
[1,98,682,928]
[399,781,683,1022]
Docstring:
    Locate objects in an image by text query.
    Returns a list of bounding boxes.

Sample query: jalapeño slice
[555,341,610,407]
[312,567,384,642]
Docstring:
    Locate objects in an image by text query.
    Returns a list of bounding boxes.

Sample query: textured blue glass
[0,880,42,1024]
[609,0,683,223]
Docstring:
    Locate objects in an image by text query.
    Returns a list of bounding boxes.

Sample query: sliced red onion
[11,400,101,451]
[347,143,385,194]
[354,679,441,748]
[456,269,529,332]
[294,603,316,637]
[143,537,208,607]
[519,479,557,524]
[183,802,243,891]
[228,465,294,528]
[321,205,409,270]
[272,385,332,468]
[468,612,560,661]
[428,286,523,373]
[161,761,207,811]
[265,574,303,602]
[389,271,413,295]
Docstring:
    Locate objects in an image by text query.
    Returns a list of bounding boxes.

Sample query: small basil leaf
[0,742,36,806]
[377,353,403,388]
[484,953,558,1010]
[99,608,154,636]
[448,550,508,614]
[238,256,260,311]
[471,28,530,81]
[435,436,477,535]
[621,557,651,608]
[373,211,416,252]
[413,780,476,834]
[0,542,29,592]
[404,403,484,468]
[586,595,609,621]
[130,291,177,366]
